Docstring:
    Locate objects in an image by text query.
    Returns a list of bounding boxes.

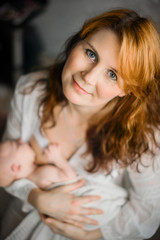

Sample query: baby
[0,139,77,188]
[0,138,128,231]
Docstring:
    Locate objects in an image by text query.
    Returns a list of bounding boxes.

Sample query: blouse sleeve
[101,150,160,240]
[3,74,39,212]
[3,75,24,140]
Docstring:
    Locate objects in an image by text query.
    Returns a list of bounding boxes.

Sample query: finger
[67,199,103,215]
[44,218,90,240]
[65,214,99,226]
[50,143,59,148]
[43,148,49,154]
[18,139,24,144]
[63,179,85,193]
[48,144,54,151]
[44,217,59,234]
[39,212,46,222]
[80,206,103,215]
[75,195,102,206]
[45,217,79,233]
[63,218,84,229]
[44,217,63,229]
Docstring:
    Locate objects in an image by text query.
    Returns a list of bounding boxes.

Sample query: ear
[11,163,21,173]
[119,91,126,97]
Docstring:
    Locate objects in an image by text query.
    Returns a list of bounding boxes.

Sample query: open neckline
[33,117,85,162]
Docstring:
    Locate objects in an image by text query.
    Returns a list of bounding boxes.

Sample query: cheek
[62,60,74,81]
[62,50,85,77]
[63,52,76,70]
[97,84,122,99]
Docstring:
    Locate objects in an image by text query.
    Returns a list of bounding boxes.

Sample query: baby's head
[0,139,36,187]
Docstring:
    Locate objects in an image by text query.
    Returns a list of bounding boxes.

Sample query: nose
[81,65,100,85]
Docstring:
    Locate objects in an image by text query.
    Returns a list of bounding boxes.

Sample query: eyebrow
[86,41,99,57]
[110,67,118,74]
[85,40,119,74]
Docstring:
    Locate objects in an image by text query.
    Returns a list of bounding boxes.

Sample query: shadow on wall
[0,85,13,140]
[0,0,48,139]
[0,0,48,87]
[23,25,44,73]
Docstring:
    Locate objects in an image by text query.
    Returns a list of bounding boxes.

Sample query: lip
[72,78,91,95]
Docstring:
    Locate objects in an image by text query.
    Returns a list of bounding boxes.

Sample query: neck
[66,102,100,125]
[63,103,97,148]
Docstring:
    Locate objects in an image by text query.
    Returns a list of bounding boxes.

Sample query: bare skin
[28,180,103,227]
[28,29,123,238]
[28,143,77,188]
[29,133,104,229]
[41,215,102,240]
[0,139,77,188]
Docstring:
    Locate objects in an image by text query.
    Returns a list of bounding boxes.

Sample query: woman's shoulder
[15,70,48,93]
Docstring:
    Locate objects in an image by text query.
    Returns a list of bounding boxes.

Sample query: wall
[30,0,160,62]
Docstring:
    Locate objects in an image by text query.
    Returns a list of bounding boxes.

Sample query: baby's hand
[44,143,77,179]
[43,143,63,165]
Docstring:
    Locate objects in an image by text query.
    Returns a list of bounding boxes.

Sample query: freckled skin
[62,29,125,111]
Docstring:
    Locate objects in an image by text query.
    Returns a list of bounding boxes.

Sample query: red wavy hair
[37,9,160,172]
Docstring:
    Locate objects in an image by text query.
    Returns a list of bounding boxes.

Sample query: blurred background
[0,0,160,136]
[0,1,160,239]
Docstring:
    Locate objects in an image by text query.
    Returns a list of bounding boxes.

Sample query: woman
[1,8,160,240]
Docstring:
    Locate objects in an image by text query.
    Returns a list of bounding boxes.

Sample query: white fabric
[1,72,160,240]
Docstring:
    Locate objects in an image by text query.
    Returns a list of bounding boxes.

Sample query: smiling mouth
[72,78,91,95]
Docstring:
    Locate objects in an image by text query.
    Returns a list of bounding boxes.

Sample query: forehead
[0,140,16,158]
[85,29,120,48]
[85,29,120,69]
[83,29,121,66]
[84,29,125,88]
[0,141,17,172]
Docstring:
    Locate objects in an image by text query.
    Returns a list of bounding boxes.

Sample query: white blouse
[3,72,160,240]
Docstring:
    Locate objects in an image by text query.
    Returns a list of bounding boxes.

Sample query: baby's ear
[11,163,21,173]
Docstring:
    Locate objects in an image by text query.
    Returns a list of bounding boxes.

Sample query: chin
[64,90,81,104]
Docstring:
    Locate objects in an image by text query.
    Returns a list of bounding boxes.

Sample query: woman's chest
[43,121,78,160]
[42,105,85,160]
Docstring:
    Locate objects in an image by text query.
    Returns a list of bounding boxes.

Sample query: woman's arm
[39,152,160,240]
[28,179,103,227]
[41,217,103,240]
[99,152,160,240]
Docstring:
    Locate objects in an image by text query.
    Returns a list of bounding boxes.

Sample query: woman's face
[62,29,125,110]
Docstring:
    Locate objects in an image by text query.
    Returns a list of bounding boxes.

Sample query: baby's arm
[28,164,75,189]
[28,144,77,188]
[30,135,48,165]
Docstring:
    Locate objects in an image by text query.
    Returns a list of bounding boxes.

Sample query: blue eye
[86,49,97,62]
[108,70,117,81]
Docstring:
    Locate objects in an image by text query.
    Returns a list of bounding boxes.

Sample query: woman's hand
[40,215,103,240]
[28,179,103,227]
